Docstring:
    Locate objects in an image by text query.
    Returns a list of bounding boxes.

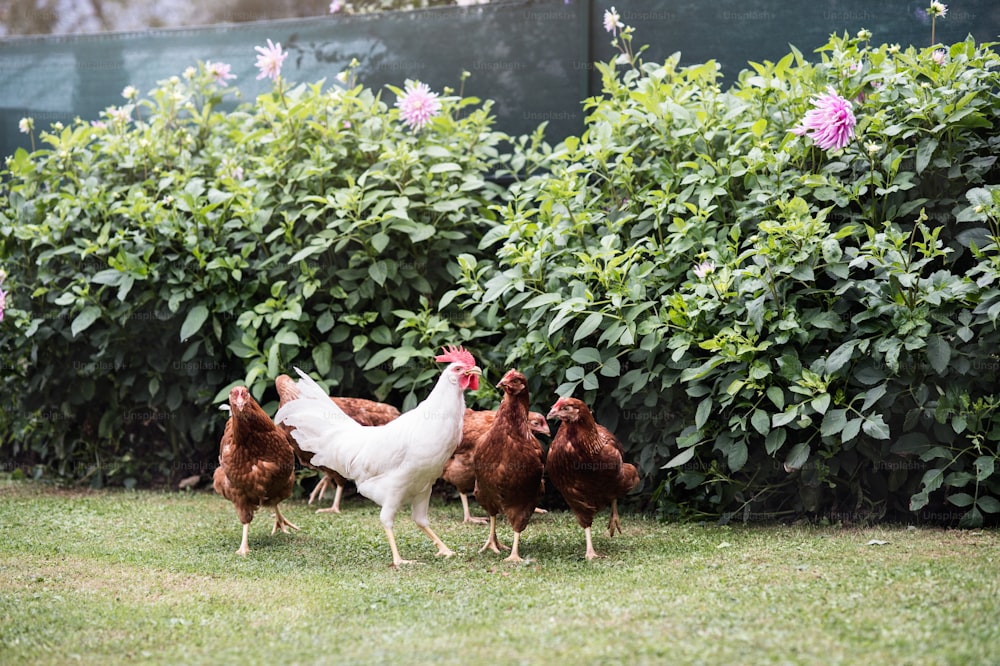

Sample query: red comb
[434,344,476,368]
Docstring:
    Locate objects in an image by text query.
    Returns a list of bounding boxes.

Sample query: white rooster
[274,345,481,568]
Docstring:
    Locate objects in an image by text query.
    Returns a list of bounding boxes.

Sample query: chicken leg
[460,492,488,524]
[479,515,510,554]
[236,523,251,557]
[584,526,605,560]
[504,531,525,563]
[383,526,415,568]
[607,499,623,537]
[309,475,344,514]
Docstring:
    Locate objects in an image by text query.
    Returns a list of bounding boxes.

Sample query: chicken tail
[273,368,362,474]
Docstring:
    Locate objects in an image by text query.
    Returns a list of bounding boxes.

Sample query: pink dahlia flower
[206,61,237,86]
[792,86,856,151]
[395,81,441,131]
[255,39,288,82]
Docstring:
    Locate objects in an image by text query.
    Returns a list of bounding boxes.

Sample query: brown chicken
[213,385,299,556]
[275,374,400,513]
[546,397,640,560]
[473,369,545,562]
[443,408,550,524]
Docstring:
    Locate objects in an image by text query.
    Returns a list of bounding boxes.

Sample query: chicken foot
[271,505,300,535]
[418,524,455,558]
[478,515,510,554]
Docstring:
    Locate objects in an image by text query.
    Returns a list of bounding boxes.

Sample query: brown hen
[275,374,400,513]
[472,369,545,562]
[213,386,299,556]
[443,408,550,524]
[546,397,639,560]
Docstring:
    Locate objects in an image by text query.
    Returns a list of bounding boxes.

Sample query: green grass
[0,478,997,665]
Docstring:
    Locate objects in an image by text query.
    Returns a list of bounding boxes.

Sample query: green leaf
[811,393,831,415]
[71,306,102,337]
[915,137,938,174]
[695,398,713,431]
[766,386,785,410]
[179,305,209,341]
[289,245,322,263]
[909,491,929,512]
[974,456,995,482]
[861,414,890,440]
[369,261,388,286]
[841,417,862,442]
[948,492,975,508]
[854,363,886,385]
[925,335,950,375]
[429,162,462,174]
[959,507,983,529]
[364,347,396,371]
[571,347,602,365]
[663,447,697,469]
[784,441,810,471]
[274,330,300,347]
[862,384,887,411]
[312,343,332,376]
[820,409,847,437]
[751,409,770,436]
[523,293,563,310]
[772,407,799,428]
[825,340,856,374]
[727,441,748,472]
[976,495,1000,513]
[764,428,786,455]
[920,468,945,495]
[370,232,390,254]
[317,311,336,334]
[574,312,604,343]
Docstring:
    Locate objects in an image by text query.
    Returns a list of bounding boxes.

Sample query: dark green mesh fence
[0,0,997,158]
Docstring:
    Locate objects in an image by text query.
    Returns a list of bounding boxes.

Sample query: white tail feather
[273,367,365,478]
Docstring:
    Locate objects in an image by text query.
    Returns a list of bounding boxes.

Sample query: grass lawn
[0,478,997,665]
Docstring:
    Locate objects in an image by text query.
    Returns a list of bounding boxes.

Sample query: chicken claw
[479,515,510,554]
[271,506,300,535]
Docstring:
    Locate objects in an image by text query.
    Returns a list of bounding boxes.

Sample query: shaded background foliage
[1,2,999,525]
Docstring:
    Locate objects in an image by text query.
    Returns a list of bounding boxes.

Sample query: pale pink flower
[255,39,288,82]
[0,280,7,322]
[108,106,133,124]
[329,1,343,12]
[693,261,715,279]
[91,120,107,130]
[792,87,856,151]
[932,49,947,65]
[395,81,441,131]
[927,1,947,18]
[206,61,237,86]
[603,6,623,33]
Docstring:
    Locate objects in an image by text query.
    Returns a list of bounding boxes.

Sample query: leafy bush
[452,29,1000,524]
[0,59,505,486]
